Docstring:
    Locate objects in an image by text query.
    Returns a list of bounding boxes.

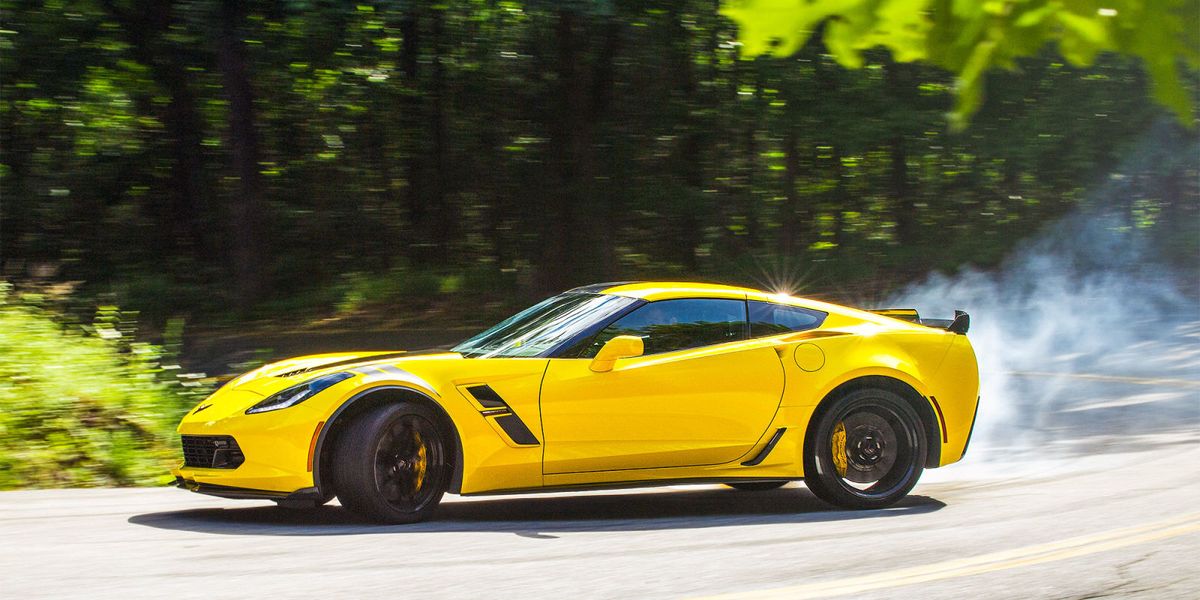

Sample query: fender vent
[742,428,786,466]
[463,385,540,446]
[466,384,508,408]
[494,414,540,445]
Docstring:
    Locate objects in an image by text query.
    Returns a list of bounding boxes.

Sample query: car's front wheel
[333,402,450,523]
[804,388,926,510]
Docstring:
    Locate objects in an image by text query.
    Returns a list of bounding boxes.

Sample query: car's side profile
[173,282,980,523]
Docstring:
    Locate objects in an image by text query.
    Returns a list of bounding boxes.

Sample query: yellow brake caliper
[413,430,427,491]
[831,421,848,477]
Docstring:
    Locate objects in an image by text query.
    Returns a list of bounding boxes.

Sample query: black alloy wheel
[804,388,927,509]
[334,402,450,523]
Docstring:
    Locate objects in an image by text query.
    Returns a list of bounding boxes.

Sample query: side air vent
[741,428,786,467]
[494,414,540,445]
[463,384,540,446]
[466,384,508,408]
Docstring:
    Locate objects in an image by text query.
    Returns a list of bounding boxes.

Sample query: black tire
[333,402,451,523]
[724,481,788,491]
[804,388,926,510]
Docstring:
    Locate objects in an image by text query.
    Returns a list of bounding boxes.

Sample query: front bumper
[172,389,326,494]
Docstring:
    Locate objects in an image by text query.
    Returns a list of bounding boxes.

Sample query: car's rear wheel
[804,388,926,509]
[724,481,788,491]
[333,402,450,523]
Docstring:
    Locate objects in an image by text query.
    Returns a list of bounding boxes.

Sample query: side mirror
[589,335,644,373]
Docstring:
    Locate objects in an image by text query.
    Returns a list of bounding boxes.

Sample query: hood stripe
[351,364,437,395]
[279,352,410,378]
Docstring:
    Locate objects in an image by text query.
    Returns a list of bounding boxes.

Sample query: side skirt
[458,476,804,497]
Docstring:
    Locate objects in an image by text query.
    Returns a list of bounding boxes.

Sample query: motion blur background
[0,1,1197,489]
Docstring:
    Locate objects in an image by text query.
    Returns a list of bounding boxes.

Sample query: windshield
[452,293,636,358]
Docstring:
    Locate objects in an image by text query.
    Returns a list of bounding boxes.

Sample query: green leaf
[723,0,1199,127]
[1056,11,1110,66]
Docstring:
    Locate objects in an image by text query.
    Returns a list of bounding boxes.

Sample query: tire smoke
[890,123,1200,463]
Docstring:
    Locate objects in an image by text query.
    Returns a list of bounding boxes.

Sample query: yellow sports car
[174,282,979,523]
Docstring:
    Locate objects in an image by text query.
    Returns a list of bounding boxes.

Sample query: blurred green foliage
[723,0,1200,127]
[0,283,208,489]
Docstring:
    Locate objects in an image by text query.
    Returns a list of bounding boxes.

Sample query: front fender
[310,358,549,496]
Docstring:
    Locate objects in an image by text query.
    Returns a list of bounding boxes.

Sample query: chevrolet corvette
[173,282,979,523]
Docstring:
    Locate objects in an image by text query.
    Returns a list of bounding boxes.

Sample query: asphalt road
[1,434,1197,599]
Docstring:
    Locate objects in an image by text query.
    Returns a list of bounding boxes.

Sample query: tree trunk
[429,7,452,258]
[399,5,426,260]
[829,144,849,254]
[743,58,765,250]
[0,94,28,266]
[708,0,742,259]
[779,126,803,257]
[216,0,267,305]
[591,17,620,279]
[672,5,702,273]
[884,61,917,247]
[890,134,915,246]
[539,9,598,292]
[161,69,208,254]
[100,0,207,257]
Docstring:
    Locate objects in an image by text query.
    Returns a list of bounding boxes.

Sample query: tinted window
[452,293,637,358]
[579,298,748,357]
[748,301,827,337]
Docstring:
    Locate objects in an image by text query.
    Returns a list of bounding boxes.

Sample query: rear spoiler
[870,308,970,334]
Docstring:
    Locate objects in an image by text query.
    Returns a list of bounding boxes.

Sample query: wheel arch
[313,385,466,497]
[804,375,943,469]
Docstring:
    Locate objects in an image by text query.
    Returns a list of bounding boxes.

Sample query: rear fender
[804,373,944,469]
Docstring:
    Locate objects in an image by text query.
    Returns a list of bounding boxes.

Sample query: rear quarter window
[748,301,827,337]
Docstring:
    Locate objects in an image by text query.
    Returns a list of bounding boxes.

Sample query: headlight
[245,372,354,414]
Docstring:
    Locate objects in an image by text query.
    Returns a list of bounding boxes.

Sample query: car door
[539,297,785,474]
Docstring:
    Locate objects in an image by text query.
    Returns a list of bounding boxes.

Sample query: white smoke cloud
[891,123,1200,467]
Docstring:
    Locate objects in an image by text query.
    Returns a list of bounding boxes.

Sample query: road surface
[2,435,1198,599]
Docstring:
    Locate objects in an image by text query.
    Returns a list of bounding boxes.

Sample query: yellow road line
[699,512,1200,600]
[1000,371,1200,388]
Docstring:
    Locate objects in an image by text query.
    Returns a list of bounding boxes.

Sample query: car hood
[182,350,468,424]
[223,350,462,396]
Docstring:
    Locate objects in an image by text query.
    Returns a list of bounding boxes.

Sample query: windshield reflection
[452,293,636,358]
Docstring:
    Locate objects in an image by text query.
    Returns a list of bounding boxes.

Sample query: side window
[580,298,748,357]
[748,301,827,337]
